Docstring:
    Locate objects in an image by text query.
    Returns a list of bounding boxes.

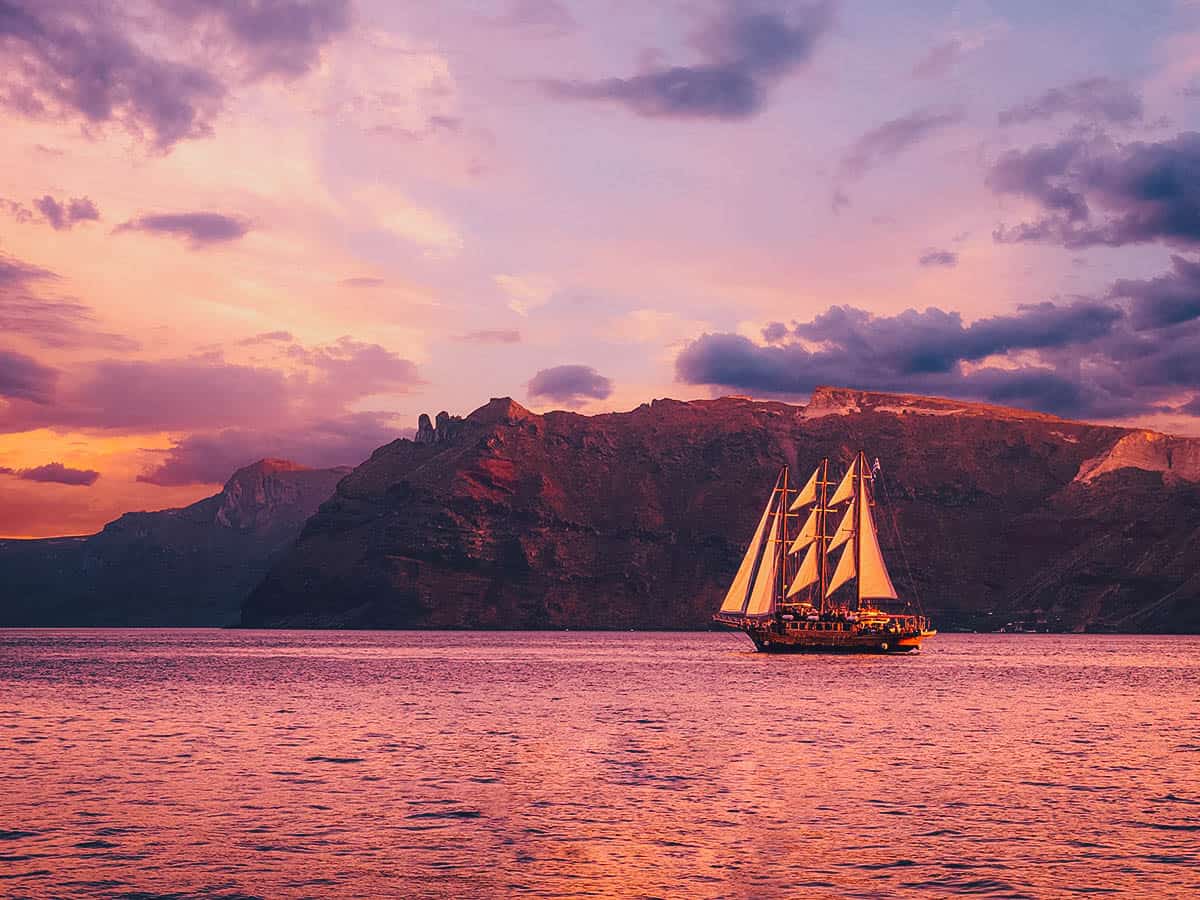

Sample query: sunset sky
[3,0,1200,536]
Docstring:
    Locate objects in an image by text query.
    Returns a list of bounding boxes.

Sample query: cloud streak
[998,77,1143,127]
[115,212,251,245]
[542,1,834,120]
[840,106,966,178]
[8,462,100,486]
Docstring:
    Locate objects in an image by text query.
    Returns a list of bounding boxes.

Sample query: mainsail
[823,451,899,603]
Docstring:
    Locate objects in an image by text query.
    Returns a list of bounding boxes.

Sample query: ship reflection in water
[2,630,1198,898]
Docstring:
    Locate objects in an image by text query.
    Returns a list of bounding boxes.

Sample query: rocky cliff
[242,388,1200,632]
[0,459,349,626]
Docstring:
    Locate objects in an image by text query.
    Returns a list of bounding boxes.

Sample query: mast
[779,465,789,609]
[855,451,864,612]
[818,457,829,612]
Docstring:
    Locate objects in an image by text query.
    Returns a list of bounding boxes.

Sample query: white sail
[788,466,820,511]
[745,503,781,617]
[718,476,778,614]
[787,542,819,597]
[787,508,819,554]
[828,456,858,505]
[827,503,854,551]
[825,541,856,597]
[857,471,899,600]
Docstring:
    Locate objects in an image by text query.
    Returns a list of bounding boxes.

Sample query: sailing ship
[713,452,935,653]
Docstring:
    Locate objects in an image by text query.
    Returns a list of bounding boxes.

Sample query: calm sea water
[1,631,1198,899]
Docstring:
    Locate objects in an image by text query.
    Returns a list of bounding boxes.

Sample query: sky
[3,0,1200,537]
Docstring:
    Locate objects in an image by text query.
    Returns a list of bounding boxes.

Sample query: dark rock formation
[414,414,436,444]
[242,389,1200,632]
[0,459,349,626]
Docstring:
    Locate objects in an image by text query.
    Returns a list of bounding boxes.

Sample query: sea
[1,630,1197,899]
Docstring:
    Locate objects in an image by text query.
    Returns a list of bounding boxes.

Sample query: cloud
[238,330,294,345]
[455,329,522,344]
[999,77,1143,127]
[136,412,393,485]
[492,0,575,35]
[33,195,100,230]
[0,252,56,289]
[840,106,966,179]
[671,288,1200,419]
[495,273,556,316]
[527,364,614,405]
[340,276,386,288]
[0,0,350,151]
[0,348,58,403]
[0,1,227,151]
[1109,254,1200,330]
[988,131,1200,249]
[762,321,790,342]
[912,38,967,79]
[161,0,353,79]
[918,249,958,267]
[11,462,100,486]
[542,1,834,120]
[115,212,251,245]
[0,337,422,433]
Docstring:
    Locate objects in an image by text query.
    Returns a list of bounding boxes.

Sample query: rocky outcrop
[1074,431,1200,485]
[0,460,349,626]
[242,388,1200,633]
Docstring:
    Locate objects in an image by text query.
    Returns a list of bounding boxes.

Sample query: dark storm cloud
[671,289,1200,420]
[542,1,834,120]
[136,412,391,485]
[13,462,100,486]
[839,106,965,178]
[115,212,251,245]
[0,0,350,151]
[455,329,522,344]
[998,77,1143,127]
[0,348,58,404]
[989,132,1200,248]
[1109,255,1200,330]
[33,195,100,230]
[918,249,958,267]
[527,364,613,405]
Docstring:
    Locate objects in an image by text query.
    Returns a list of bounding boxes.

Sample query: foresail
[744,504,781,617]
[828,456,858,505]
[857,483,899,600]
[789,466,820,511]
[788,508,819,554]
[827,504,854,551]
[718,474,779,614]
[825,541,856,598]
[787,542,819,597]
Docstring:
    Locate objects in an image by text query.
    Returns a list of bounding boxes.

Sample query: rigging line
[876,468,925,615]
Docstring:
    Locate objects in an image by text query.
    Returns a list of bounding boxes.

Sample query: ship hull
[716,619,932,654]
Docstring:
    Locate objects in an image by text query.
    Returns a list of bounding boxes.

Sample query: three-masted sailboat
[713,452,935,653]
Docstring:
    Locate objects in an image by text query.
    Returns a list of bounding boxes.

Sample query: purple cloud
[0,348,58,404]
[989,131,1200,248]
[1109,255,1200,331]
[999,77,1143,127]
[0,1,350,151]
[840,106,966,178]
[527,364,614,405]
[919,249,958,267]
[671,288,1200,419]
[33,195,100,230]
[115,212,251,246]
[543,1,834,120]
[12,462,100,486]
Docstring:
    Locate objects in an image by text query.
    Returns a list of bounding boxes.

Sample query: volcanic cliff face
[242,389,1200,632]
[0,460,349,626]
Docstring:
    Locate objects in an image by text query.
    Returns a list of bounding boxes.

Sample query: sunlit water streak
[1,630,1198,898]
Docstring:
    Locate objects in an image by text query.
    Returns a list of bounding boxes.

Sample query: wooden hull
[717,619,933,654]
